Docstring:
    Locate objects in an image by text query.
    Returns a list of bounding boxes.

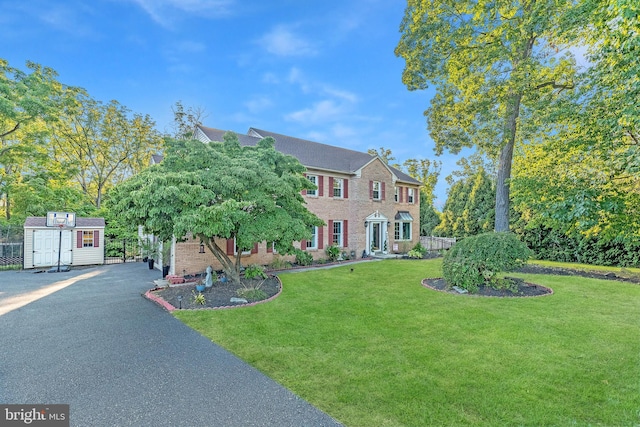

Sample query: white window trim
[306,175,318,197]
[333,178,343,198]
[332,220,343,247]
[234,237,252,255]
[394,222,412,241]
[306,226,318,250]
[408,188,415,204]
[83,230,94,248]
[372,181,381,200]
[394,186,399,202]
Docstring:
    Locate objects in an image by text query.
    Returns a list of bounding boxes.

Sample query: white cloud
[245,96,274,113]
[259,25,316,57]
[285,100,346,124]
[129,0,233,27]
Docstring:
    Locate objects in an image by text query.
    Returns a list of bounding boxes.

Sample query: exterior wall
[23,226,104,268]
[73,227,105,266]
[173,236,295,275]
[23,228,34,268]
[172,159,421,275]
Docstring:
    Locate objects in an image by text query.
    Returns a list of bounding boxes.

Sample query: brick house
[167,126,421,276]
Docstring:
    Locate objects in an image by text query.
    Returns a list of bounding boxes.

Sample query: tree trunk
[203,236,241,285]
[494,92,522,232]
[4,191,9,221]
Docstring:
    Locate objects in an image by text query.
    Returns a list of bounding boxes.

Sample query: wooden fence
[419,236,456,251]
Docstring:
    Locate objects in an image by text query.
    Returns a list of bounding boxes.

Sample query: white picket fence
[419,236,456,251]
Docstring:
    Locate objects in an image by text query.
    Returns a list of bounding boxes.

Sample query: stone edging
[144,276,284,312]
[421,278,554,298]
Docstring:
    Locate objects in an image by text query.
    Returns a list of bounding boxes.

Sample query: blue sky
[0,0,465,206]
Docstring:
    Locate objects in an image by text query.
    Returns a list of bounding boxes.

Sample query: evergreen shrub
[442,232,532,292]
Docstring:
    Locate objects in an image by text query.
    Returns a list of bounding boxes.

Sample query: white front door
[33,230,73,267]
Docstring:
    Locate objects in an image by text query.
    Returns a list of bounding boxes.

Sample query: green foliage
[244,264,267,280]
[191,290,206,306]
[442,232,532,292]
[407,241,428,258]
[236,287,268,302]
[295,250,314,266]
[268,256,291,270]
[435,162,495,238]
[108,134,323,284]
[50,94,164,208]
[517,225,640,267]
[325,245,340,262]
[407,249,423,259]
[396,1,582,231]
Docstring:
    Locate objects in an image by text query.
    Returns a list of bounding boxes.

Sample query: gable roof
[24,217,105,228]
[196,125,421,185]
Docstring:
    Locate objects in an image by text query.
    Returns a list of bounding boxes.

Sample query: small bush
[295,250,314,266]
[407,249,423,259]
[244,264,267,280]
[237,287,268,301]
[191,290,206,305]
[412,242,427,257]
[442,232,532,293]
[325,245,340,261]
[268,256,291,270]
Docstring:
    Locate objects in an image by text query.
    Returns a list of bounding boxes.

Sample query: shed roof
[24,217,105,228]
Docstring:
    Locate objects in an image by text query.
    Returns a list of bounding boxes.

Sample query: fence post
[122,239,127,264]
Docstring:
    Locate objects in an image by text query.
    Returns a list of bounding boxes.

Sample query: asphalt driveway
[0,263,342,426]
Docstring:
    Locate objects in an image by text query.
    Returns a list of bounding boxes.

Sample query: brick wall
[172,158,421,275]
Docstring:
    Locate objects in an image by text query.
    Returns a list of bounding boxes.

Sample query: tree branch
[0,123,20,139]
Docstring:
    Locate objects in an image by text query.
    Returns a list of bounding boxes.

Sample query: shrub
[191,290,206,305]
[442,232,532,292]
[244,264,267,280]
[407,249,423,259]
[268,256,291,270]
[411,242,427,257]
[325,245,341,261]
[295,250,314,266]
[237,287,268,301]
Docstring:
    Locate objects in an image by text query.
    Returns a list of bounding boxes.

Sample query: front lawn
[175,259,640,426]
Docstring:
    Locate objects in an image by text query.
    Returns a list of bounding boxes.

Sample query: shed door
[33,230,73,267]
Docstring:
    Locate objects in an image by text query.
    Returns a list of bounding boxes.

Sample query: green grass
[175,259,640,426]
[530,259,640,275]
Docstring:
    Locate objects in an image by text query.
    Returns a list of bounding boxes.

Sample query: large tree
[396,0,579,231]
[51,95,164,208]
[0,59,79,220]
[108,133,323,284]
[512,0,640,242]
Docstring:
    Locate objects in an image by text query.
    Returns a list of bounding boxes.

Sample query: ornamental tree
[108,133,323,284]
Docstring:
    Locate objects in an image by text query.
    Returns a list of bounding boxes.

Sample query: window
[372,181,381,200]
[82,231,94,247]
[394,222,412,241]
[306,226,318,249]
[333,178,343,198]
[234,238,252,255]
[408,188,415,204]
[306,175,317,196]
[394,186,399,202]
[332,221,343,247]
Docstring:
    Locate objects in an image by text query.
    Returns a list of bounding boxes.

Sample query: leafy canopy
[108,133,323,282]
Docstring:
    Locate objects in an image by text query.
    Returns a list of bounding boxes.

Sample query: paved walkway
[0,263,342,426]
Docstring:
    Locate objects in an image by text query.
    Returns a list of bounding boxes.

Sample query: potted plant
[161,240,171,278]
[140,238,159,269]
[195,281,206,292]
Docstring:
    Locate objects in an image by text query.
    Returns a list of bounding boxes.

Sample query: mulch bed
[422,263,640,298]
[149,276,281,310]
[422,277,553,297]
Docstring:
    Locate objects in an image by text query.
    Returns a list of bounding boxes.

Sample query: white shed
[23,216,106,269]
